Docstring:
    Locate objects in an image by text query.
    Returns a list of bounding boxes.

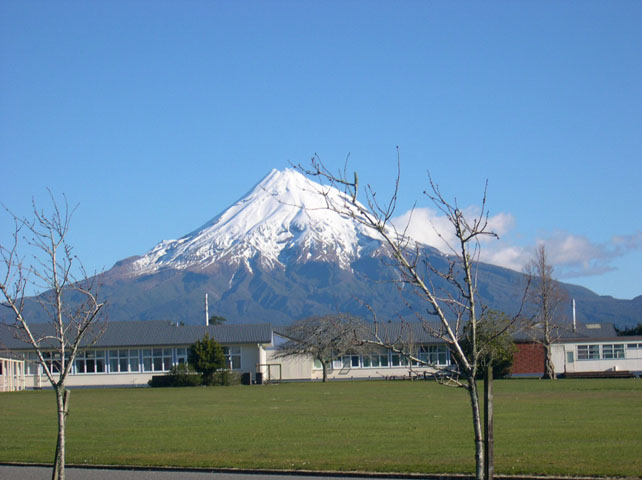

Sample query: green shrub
[188,333,226,385]
[149,363,202,387]
[169,363,203,386]
[459,310,516,379]
[210,370,242,386]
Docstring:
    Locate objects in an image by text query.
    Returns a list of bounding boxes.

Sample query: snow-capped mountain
[18,168,639,327]
[125,168,385,275]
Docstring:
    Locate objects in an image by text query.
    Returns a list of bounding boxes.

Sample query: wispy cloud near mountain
[392,207,642,281]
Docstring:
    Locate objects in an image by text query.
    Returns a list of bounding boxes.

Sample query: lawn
[1,379,641,477]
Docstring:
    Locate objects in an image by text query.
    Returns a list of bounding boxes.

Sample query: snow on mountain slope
[129,169,384,275]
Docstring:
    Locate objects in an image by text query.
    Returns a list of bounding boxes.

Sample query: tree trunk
[321,359,327,383]
[543,343,556,379]
[468,377,485,480]
[52,387,70,480]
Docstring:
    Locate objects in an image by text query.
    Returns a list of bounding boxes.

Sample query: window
[142,348,173,372]
[223,346,241,370]
[627,343,642,349]
[362,353,389,368]
[391,353,409,367]
[176,348,188,365]
[25,351,80,375]
[108,349,140,373]
[340,355,360,368]
[566,351,574,363]
[602,344,625,359]
[26,352,39,375]
[416,345,449,366]
[577,345,600,360]
[75,350,106,374]
[36,351,72,374]
[614,344,625,358]
[45,352,61,373]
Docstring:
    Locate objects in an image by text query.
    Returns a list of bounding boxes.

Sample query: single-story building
[0,321,273,388]
[2,319,639,389]
[268,321,451,381]
[0,320,451,388]
[512,322,642,377]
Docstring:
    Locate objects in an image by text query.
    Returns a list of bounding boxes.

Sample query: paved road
[0,465,614,480]
[0,466,436,480]
[1,465,222,479]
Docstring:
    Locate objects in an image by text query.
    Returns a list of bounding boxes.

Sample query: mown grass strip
[1,379,640,476]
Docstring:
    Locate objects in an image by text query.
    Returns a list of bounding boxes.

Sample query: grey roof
[275,320,446,345]
[364,321,445,344]
[378,321,638,345]
[3,318,635,353]
[559,322,617,339]
[0,321,273,350]
[512,322,623,343]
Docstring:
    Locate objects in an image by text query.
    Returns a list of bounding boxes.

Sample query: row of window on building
[24,346,242,375]
[314,345,450,370]
[576,343,641,360]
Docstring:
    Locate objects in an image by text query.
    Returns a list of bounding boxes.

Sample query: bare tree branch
[275,314,367,382]
[523,244,568,379]
[0,193,105,480]
[293,153,523,480]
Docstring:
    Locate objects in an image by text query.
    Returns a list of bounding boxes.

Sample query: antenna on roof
[205,293,209,326]
[572,299,576,332]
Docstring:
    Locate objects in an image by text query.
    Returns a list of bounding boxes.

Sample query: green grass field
[1,379,641,476]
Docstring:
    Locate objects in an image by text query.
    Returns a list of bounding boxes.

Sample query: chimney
[572,299,576,332]
[205,293,209,326]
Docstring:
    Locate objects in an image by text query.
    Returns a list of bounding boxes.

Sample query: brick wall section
[512,342,545,375]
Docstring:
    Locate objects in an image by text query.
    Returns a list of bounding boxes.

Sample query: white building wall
[64,372,153,387]
[21,372,153,388]
[239,344,261,374]
[264,335,451,381]
[552,345,567,375]
[264,349,314,380]
[314,365,444,381]
[554,340,642,375]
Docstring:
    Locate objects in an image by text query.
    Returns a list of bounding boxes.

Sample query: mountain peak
[241,167,328,211]
[255,167,308,190]
[126,168,383,276]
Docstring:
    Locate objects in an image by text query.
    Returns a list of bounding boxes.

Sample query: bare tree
[275,314,366,382]
[523,244,567,379]
[295,153,525,480]
[0,193,105,480]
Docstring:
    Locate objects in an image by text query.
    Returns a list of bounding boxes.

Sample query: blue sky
[1,1,640,299]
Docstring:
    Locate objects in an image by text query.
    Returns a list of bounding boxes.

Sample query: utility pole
[205,293,209,326]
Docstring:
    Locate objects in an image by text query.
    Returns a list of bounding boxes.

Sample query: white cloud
[390,207,516,254]
[481,245,531,272]
[485,212,515,239]
[390,207,457,254]
[391,206,642,281]
[544,231,642,279]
